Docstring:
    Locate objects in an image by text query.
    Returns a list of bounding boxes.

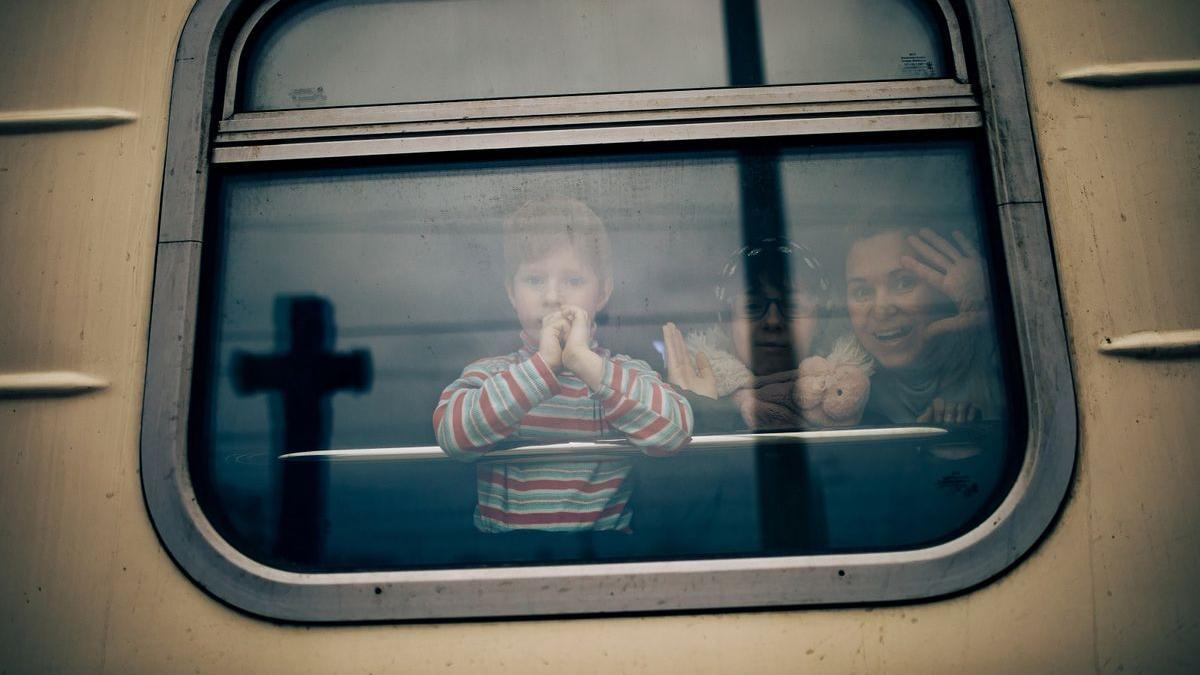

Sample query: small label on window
[900,53,935,78]
[936,472,981,497]
[289,86,327,105]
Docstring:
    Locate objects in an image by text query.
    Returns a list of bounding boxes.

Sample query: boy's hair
[503,197,612,288]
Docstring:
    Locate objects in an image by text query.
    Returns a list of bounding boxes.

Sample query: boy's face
[506,245,612,335]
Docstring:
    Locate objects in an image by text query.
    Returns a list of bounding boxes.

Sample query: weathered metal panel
[0,0,1197,672]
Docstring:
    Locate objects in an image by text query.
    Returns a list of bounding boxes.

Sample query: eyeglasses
[729,294,820,320]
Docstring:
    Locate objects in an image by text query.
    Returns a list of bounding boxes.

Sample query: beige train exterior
[1,0,1197,672]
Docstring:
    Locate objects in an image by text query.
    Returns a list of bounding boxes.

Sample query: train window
[203,140,1017,570]
[144,0,1076,621]
[235,0,958,112]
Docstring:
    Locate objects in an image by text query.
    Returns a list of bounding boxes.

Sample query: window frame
[143,0,1076,621]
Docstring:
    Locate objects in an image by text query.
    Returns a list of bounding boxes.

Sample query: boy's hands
[558,305,606,390]
[538,309,569,371]
[561,306,593,354]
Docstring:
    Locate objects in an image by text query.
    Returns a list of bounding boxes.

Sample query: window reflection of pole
[722,0,823,553]
[723,0,796,377]
[233,296,372,567]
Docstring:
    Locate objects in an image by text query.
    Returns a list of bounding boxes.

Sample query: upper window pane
[239,0,951,111]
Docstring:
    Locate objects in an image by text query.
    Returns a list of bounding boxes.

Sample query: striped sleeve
[595,357,692,456]
[433,352,562,460]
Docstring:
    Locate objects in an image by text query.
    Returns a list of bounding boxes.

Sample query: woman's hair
[502,197,612,288]
[846,224,917,247]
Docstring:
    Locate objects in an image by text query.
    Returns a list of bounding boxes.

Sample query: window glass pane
[196,139,1020,571]
[239,0,950,111]
[759,0,947,84]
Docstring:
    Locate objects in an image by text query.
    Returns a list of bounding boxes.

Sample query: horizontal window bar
[279,426,951,463]
[215,96,979,146]
[212,110,983,164]
[219,79,975,134]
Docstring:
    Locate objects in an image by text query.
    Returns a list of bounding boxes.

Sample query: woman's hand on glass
[917,397,981,425]
[901,228,991,338]
[662,322,718,399]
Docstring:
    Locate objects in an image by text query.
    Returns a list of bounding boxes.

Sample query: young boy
[433,197,692,533]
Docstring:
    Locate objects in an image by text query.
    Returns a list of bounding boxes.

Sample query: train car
[1,0,1197,672]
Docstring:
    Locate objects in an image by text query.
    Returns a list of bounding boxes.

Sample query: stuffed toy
[686,329,873,429]
[795,337,873,427]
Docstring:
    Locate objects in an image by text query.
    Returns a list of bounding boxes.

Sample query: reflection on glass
[665,237,863,433]
[194,140,1020,571]
[240,0,950,111]
[230,296,371,563]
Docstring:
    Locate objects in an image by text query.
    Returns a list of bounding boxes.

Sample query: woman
[844,227,1005,423]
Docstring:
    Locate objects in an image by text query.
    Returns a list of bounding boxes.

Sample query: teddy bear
[794,337,873,427]
[684,329,873,430]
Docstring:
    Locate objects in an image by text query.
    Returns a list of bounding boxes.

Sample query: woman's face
[729,281,820,376]
[846,231,945,371]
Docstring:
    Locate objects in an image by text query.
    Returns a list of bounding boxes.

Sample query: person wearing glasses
[661,238,872,433]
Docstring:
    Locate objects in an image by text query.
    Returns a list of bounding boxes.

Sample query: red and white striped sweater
[433,334,692,532]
